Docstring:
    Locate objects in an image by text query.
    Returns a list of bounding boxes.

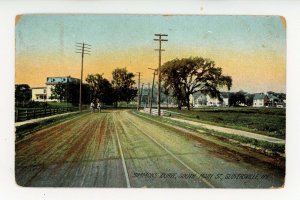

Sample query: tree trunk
[177,99,182,110]
[186,95,190,111]
[166,96,169,108]
[178,104,182,110]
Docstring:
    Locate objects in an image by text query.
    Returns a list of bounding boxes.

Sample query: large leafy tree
[15,84,32,107]
[111,68,137,107]
[50,82,90,105]
[161,57,232,110]
[229,91,246,106]
[86,74,113,105]
[50,83,65,102]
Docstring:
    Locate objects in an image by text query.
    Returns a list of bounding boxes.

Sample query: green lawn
[165,107,286,139]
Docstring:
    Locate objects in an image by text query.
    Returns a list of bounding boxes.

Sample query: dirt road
[15,110,285,188]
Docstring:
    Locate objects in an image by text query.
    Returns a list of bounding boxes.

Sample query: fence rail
[15,107,79,122]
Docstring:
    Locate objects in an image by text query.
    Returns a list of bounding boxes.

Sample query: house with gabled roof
[31,87,47,102]
[266,94,279,107]
[190,92,207,107]
[191,92,229,107]
[253,93,268,107]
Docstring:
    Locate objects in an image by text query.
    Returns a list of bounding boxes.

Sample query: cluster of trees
[50,82,91,105]
[228,91,251,107]
[161,57,232,110]
[15,84,32,107]
[266,91,286,101]
[51,68,137,107]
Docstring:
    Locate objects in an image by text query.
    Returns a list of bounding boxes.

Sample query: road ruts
[119,110,284,188]
[15,110,285,188]
[113,111,213,188]
[15,111,127,187]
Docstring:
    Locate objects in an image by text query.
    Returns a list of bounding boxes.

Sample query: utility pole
[146,82,151,108]
[76,42,91,112]
[148,68,157,115]
[136,72,142,110]
[139,83,144,108]
[154,33,168,116]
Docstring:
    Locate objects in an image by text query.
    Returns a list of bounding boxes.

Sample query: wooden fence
[15,107,78,122]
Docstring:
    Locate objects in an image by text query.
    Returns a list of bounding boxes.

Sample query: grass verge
[165,107,286,139]
[132,110,285,155]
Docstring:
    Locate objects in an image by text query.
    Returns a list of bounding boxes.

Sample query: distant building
[206,92,229,107]
[191,92,229,107]
[31,87,47,102]
[191,92,207,107]
[253,93,268,107]
[31,76,80,102]
[46,76,80,101]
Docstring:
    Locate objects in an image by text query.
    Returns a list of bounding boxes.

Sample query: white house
[191,92,229,107]
[191,93,207,108]
[206,92,229,107]
[253,93,268,107]
[31,87,47,102]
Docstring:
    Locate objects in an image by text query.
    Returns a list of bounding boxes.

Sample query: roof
[267,94,279,100]
[193,91,204,99]
[46,76,80,85]
[253,93,267,100]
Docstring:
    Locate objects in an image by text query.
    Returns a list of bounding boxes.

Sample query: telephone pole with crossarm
[75,42,91,112]
[154,33,168,116]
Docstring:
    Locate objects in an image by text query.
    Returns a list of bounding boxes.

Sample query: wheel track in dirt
[115,110,215,188]
[58,113,109,186]
[111,112,131,188]
[16,113,95,167]
[16,113,106,186]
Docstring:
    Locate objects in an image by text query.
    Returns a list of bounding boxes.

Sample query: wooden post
[15,109,19,122]
[154,34,168,116]
[148,68,157,115]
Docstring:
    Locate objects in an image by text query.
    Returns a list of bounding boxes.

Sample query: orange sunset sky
[15,15,286,93]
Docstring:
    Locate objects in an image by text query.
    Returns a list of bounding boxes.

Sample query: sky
[15,15,286,93]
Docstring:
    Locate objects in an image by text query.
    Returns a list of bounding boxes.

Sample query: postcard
[15,14,286,188]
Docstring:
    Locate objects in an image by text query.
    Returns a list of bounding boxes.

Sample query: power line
[75,42,92,112]
[153,33,168,116]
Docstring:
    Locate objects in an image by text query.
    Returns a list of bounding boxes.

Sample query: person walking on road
[97,102,101,112]
[90,102,94,112]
